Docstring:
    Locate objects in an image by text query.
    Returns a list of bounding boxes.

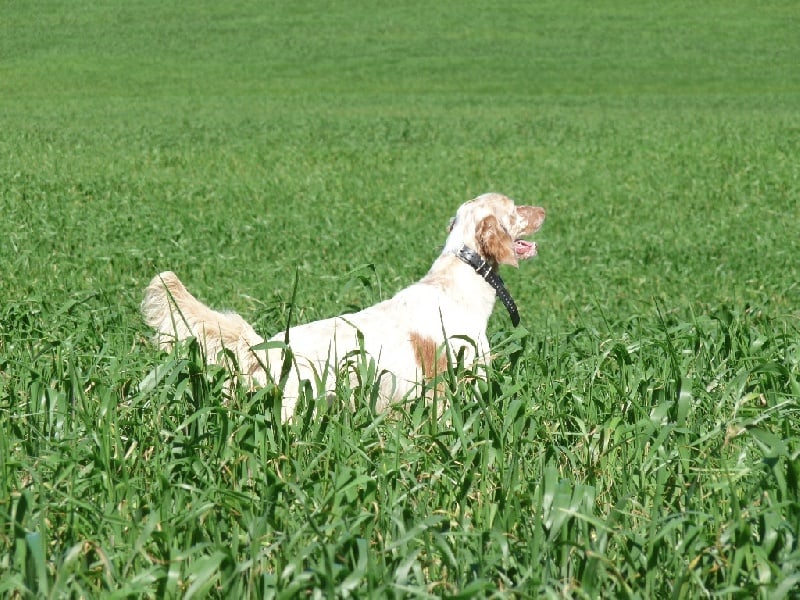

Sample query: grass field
[2,0,799,597]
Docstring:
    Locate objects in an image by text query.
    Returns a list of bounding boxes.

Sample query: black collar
[454,246,520,327]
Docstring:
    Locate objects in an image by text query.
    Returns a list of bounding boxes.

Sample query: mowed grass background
[1,0,799,597]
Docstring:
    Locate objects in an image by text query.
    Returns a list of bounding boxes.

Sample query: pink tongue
[515,240,537,259]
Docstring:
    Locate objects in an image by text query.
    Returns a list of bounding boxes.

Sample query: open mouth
[515,239,538,259]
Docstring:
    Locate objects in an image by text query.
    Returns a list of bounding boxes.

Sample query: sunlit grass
[1,0,799,596]
[2,298,798,596]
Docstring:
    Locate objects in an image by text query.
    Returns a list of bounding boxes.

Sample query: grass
[1,0,799,596]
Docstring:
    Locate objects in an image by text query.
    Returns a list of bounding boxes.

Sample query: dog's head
[445,193,546,267]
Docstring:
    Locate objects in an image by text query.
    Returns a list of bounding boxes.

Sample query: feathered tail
[141,271,267,383]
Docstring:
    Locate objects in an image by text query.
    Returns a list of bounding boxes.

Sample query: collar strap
[454,246,520,327]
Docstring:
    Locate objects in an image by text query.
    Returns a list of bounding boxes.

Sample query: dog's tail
[141,271,267,384]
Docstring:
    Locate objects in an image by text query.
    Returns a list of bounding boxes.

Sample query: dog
[142,192,545,421]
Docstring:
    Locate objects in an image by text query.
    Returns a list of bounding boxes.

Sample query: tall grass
[2,298,798,596]
[1,0,799,596]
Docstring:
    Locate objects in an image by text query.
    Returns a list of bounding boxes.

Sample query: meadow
[1,0,799,596]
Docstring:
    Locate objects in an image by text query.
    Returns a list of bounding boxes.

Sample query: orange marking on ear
[476,215,517,267]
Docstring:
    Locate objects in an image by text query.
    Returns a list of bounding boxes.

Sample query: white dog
[142,193,545,421]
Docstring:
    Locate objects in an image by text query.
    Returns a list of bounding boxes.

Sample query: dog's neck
[452,246,520,327]
[420,245,521,328]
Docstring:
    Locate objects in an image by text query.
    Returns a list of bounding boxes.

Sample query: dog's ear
[477,215,517,267]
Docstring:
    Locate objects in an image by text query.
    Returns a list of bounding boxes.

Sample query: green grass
[1,0,799,596]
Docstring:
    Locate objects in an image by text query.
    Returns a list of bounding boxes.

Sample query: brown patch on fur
[516,206,546,235]
[476,215,517,267]
[410,332,448,380]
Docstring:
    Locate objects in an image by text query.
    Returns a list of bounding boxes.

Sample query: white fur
[141,193,545,421]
